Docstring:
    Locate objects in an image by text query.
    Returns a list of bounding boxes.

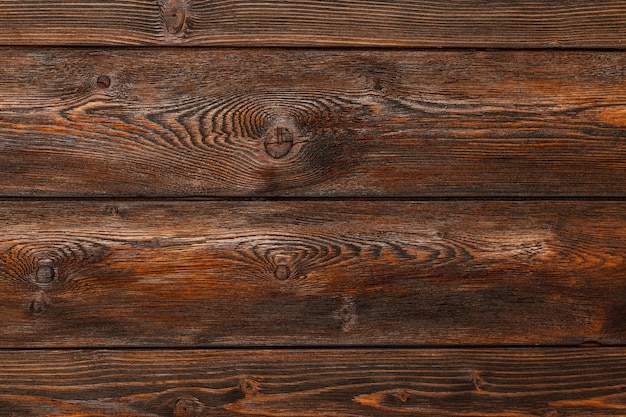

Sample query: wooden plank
[2,49,626,197]
[2,348,626,416]
[1,1,626,47]
[0,200,624,347]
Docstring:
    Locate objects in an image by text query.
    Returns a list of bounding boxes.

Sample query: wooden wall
[1,1,626,416]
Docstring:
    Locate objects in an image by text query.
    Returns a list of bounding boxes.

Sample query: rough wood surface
[4,3,625,415]
[0,201,624,347]
[1,1,626,47]
[1,49,626,197]
[2,348,626,416]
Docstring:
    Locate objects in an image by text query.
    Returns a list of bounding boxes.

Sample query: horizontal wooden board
[0,201,624,347]
[2,348,626,416]
[2,49,626,197]
[1,1,626,47]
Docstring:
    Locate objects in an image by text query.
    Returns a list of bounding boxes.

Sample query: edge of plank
[1,348,626,416]
[1,1,626,47]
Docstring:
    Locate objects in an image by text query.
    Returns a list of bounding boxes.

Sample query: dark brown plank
[2,49,626,197]
[2,1,626,47]
[0,201,624,347]
[2,348,626,416]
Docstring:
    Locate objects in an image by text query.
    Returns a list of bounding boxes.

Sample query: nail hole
[97,75,111,89]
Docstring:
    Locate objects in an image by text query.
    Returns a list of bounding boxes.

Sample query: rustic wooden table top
[1,1,626,416]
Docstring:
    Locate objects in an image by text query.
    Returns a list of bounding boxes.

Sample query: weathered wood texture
[2,348,626,416]
[0,201,624,347]
[5,2,626,416]
[2,49,626,197]
[1,1,626,47]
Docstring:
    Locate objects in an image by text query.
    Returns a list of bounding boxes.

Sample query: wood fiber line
[1,0,626,47]
[0,201,623,347]
[2,349,626,416]
[1,49,626,197]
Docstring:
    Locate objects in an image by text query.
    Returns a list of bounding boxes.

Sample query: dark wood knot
[274,264,291,280]
[29,295,47,315]
[164,1,186,35]
[35,264,55,284]
[264,126,294,159]
[393,389,411,403]
[173,396,204,417]
[96,75,111,89]
[240,378,259,396]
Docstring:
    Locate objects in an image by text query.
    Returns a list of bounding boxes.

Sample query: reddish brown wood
[1,2,624,415]
[0,201,623,347]
[1,1,626,47]
[1,348,626,416]
[0,49,625,197]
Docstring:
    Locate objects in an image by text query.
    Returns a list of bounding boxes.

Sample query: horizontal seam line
[0,344,620,351]
[0,196,624,202]
[0,45,625,52]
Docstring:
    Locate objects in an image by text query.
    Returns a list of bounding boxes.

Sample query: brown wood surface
[2,348,626,416]
[1,49,626,197]
[0,200,624,347]
[1,1,626,47]
[3,2,625,415]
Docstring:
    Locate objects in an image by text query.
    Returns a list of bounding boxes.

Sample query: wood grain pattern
[0,201,624,347]
[2,348,626,416]
[4,2,625,415]
[1,49,626,197]
[1,1,626,47]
